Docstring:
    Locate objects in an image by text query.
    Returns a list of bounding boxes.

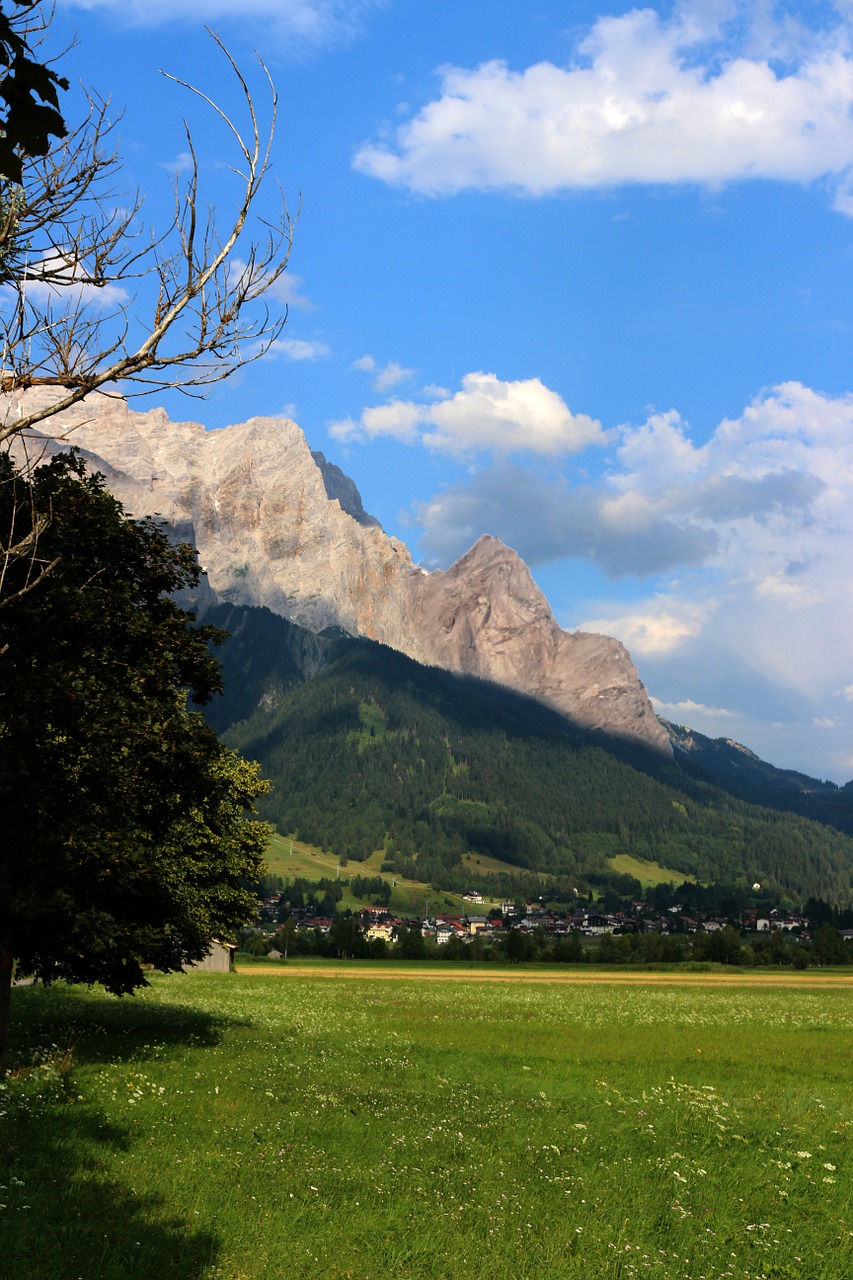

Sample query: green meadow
[2,970,851,1280]
[265,831,693,913]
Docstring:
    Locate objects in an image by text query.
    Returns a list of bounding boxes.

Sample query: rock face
[404,535,667,750]
[9,389,670,754]
[12,390,415,640]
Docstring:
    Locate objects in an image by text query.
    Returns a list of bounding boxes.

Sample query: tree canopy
[0,0,68,184]
[0,451,268,1072]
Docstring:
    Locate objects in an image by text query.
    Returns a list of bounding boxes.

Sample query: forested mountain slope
[203,604,853,905]
[663,719,853,836]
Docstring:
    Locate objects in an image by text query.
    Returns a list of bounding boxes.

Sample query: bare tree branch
[0,23,294,447]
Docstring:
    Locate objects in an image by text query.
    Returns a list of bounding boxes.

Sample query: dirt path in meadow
[235,964,853,989]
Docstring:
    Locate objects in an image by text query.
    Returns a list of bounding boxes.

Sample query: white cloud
[265,337,330,360]
[754,573,822,607]
[651,696,736,720]
[410,379,853,581]
[354,4,853,210]
[227,261,316,311]
[581,605,710,658]
[410,463,718,573]
[266,273,317,310]
[353,355,415,391]
[406,380,853,777]
[8,252,132,311]
[66,0,382,48]
[352,355,377,373]
[159,151,194,174]
[25,279,131,311]
[331,371,606,457]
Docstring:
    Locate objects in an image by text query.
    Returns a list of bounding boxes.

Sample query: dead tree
[0,11,295,601]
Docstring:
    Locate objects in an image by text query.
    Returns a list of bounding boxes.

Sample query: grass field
[2,968,851,1279]
[266,833,502,915]
[608,853,697,888]
[265,833,691,910]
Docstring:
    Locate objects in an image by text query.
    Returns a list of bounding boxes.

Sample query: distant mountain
[16,388,669,755]
[662,719,853,836]
[203,602,853,906]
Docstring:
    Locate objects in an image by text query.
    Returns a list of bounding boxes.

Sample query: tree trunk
[0,937,14,1078]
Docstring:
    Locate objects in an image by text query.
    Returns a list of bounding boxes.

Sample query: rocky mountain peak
[405,535,668,751]
[311,450,381,529]
[9,390,670,755]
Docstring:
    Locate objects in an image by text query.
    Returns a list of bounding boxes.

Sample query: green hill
[202,603,853,905]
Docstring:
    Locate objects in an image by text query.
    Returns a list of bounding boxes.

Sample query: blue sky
[52,0,853,781]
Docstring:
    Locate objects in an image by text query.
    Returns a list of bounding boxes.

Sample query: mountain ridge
[10,387,669,754]
[661,717,853,835]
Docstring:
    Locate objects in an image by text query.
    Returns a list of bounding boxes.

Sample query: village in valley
[242,881,853,967]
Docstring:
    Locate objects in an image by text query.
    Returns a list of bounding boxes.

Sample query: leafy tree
[0,0,68,184]
[240,931,271,958]
[810,923,848,966]
[699,926,746,966]
[275,918,297,960]
[329,914,366,960]
[505,928,535,963]
[396,925,426,959]
[0,452,268,1073]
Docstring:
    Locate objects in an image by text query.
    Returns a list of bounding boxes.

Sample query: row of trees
[0,1,293,1072]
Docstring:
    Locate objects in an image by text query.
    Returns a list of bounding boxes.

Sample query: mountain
[405,535,665,755]
[202,601,853,906]
[17,389,851,900]
[15,388,669,754]
[662,719,853,836]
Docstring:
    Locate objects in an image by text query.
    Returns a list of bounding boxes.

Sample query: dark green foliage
[276,876,342,914]
[0,452,268,1070]
[208,604,853,906]
[350,874,392,904]
[0,1,67,184]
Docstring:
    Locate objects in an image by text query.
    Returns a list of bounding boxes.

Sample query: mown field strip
[237,961,853,988]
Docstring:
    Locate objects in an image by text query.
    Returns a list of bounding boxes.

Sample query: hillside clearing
[608,853,697,887]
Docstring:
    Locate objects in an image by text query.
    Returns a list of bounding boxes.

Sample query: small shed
[185,941,236,973]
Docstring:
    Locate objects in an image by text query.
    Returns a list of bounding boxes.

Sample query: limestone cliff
[403,534,668,748]
[9,389,414,640]
[6,389,670,754]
